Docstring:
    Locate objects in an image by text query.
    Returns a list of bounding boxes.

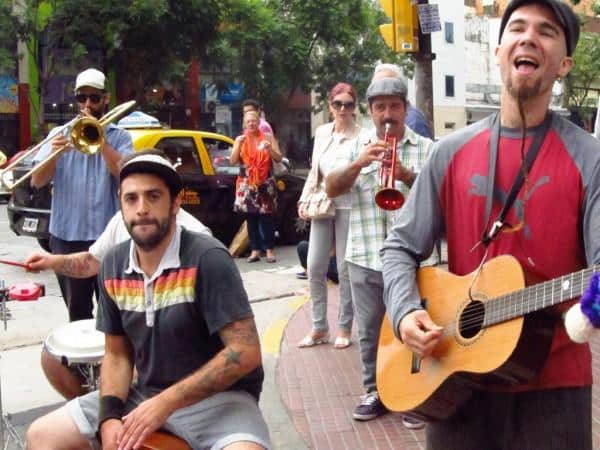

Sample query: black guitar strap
[480,112,553,247]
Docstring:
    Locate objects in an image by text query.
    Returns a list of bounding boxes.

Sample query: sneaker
[402,415,425,430]
[296,271,308,280]
[352,391,388,421]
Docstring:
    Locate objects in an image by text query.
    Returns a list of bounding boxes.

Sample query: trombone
[374,123,405,211]
[0,100,136,190]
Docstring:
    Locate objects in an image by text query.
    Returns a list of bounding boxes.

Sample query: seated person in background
[26,150,270,450]
[296,240,338,284]
[25,150,212,401]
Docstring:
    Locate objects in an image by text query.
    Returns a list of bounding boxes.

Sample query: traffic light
[379,0,419,53]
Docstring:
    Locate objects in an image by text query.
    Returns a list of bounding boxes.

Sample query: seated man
[26,160,212,401]
[27,150,270,450]
[295,240,338,283]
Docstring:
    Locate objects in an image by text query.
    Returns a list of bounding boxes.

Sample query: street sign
[418,3,441,34]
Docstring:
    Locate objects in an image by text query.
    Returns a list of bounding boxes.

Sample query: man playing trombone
[31,68,132,327]
[325,75,433,424]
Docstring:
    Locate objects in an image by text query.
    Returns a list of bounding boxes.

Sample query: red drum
[140,431,191,450]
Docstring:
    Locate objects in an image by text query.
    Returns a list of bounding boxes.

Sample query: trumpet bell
[70,117,105,155]
[375,188,405,211]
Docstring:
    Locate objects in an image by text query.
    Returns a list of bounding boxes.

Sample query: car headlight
[1,170,12,188]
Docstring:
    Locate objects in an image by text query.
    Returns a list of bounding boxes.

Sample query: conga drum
[44,319,104,391]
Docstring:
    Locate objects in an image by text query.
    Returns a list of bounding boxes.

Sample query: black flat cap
[120,152,182,195]
[498,0,580,56]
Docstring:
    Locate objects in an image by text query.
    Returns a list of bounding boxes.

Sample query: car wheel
[279,206,309,245]
[37,238,51,253]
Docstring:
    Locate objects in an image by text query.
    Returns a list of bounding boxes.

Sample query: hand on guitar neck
[399,310,443,358]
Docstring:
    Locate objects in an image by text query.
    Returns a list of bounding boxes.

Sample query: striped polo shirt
[97,226,264,399]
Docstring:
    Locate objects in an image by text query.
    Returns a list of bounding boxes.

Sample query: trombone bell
[70,117,105,155]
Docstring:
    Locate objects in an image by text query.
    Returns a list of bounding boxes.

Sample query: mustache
[132,219,159,227]
[382,119,399,126]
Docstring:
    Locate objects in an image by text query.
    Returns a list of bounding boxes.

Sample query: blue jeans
[246,213,275,251]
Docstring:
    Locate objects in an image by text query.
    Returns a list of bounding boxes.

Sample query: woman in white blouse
[297,82,360,349]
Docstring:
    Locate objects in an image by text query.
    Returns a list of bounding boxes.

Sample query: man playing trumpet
[31,68,132,335]
[325,75,433,424]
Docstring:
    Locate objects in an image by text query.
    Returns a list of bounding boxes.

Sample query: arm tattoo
[170,317,260,404]
[224,348,241,365]
[58,253,97,278]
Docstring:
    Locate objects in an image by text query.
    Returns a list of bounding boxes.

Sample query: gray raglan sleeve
[583,155,600,266]
[381,141,447,339]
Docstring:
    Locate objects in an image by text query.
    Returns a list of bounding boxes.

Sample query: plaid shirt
[335,125,432,271]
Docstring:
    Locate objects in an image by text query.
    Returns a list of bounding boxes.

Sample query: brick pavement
[277,284,600,450]
[278,286,426,450]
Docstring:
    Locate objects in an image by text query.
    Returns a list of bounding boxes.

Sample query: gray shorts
[67,387,271,450]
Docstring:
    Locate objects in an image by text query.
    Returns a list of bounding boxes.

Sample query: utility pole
[414,0,435,130]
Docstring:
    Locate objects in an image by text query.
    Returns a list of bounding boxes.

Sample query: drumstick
[0,259,31,270]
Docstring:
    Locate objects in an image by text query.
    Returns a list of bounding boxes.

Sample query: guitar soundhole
[459,300,485,339]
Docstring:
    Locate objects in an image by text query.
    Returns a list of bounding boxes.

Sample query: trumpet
[0,100,135,190]
[374,123,405,211]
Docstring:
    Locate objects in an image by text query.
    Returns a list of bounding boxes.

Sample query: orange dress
[234,131,277,214]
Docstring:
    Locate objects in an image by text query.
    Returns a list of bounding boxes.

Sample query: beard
[126,214,174,251]
[505,75,542,102]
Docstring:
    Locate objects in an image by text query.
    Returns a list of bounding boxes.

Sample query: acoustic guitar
[377,254,598,421]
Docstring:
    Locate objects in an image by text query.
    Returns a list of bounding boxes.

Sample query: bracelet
[98,395,125,432]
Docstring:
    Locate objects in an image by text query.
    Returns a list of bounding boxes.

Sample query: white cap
[75,68,105,91]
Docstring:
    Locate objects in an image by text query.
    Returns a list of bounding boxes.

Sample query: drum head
[44,319,105,364]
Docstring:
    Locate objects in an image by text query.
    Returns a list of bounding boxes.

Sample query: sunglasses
[75,93,103,104]
[331,100,355,111]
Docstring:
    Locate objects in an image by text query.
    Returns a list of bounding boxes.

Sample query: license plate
[22,217,39,233]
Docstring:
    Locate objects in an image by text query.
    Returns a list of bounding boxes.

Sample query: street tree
[5,0,225,131]
[563,29,600,119]
[562,0,600,125]
[0,2,18,73]
[214,0,409,121]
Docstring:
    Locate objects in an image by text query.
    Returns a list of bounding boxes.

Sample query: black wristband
[98,395,124,432]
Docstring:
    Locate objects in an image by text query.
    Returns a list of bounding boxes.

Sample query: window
[444,122,456,130]
[445,22,454,43]
[445,76,455,98]
[155,137,203,175]
[203,137,238,175]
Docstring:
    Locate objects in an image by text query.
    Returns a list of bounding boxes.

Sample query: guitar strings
[446,265,599,331]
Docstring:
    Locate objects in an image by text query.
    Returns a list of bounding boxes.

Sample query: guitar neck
[484,265,599,327]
